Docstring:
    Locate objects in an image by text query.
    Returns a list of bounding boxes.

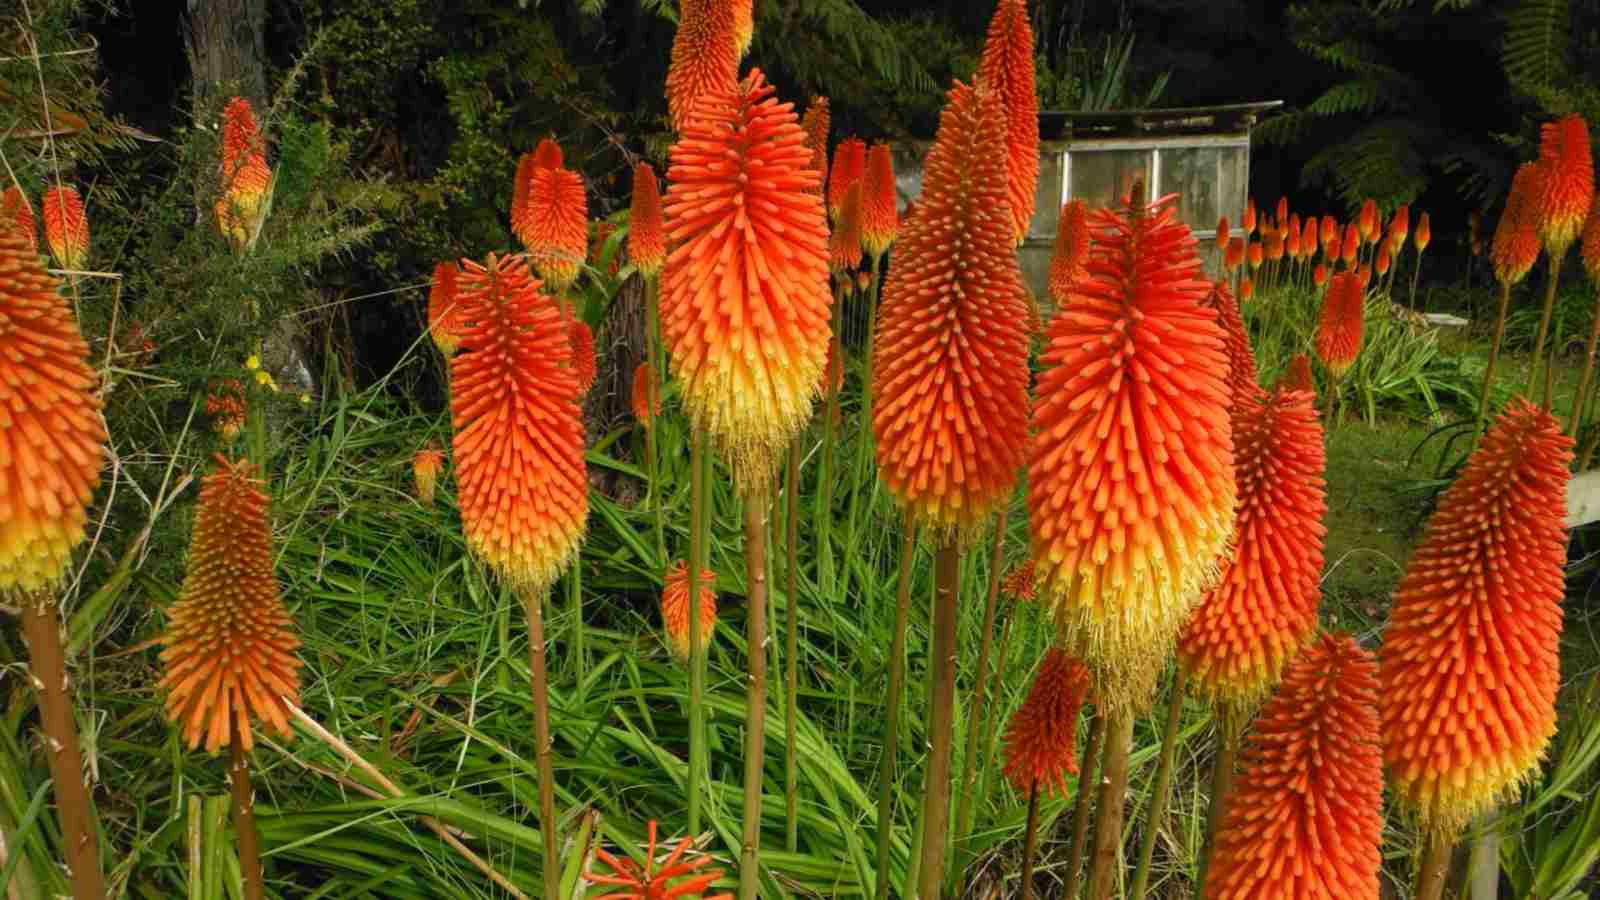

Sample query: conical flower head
[1247,240,1263,269]
[666,0,739,132]
[1280,353,1316,396]
[1493,163,1545,287]
[661,559,717,661]
[1315,272,1364,377]
[1532,114,1593,255]
[206,379,246,443]
[1048,200,1090,305]
[1415,212,1431,253]
[978,0,1039,245]
[159,457,301,754]
[830,182,864,274]
[632,362,661,429]
[1224,236,1244,272]
[427,261,465,357]
[730,0,754,57]
[414,444,445,505]
[1313,263,1328,287]
[216,98,272,250]
[1379,398,1572,837]
[1204,633,1384,900]
[801,97,831,189]
[861,144,899,259]
[1375,241,1391,276]
[1001,559,1037,602]
[1341,223,1360,264]
[1320,215,1337,249]
[0,214,104,594]
[40,186,88,270]
[1179,388,1327,710]
[1029,194,1236,713]
[3,187,35,252]
[532,138,563,170]
[1285,223,1301,258]
[1276,196,1290,229]
[662,69,831,497]
[569,319,597,394]
[1243,199,1256,235]
[628,163,667,278]
[1206,281,1258,412]
[1358,198,1378,243]
[1001,647,1090,798]
[1390,204,1411,253]
[828,138,867,223]
[1301,217,1318,260]
[872,80,1031,538]
[513,148,588,294]
[450,254,588,591]
[1240,277,1254,301]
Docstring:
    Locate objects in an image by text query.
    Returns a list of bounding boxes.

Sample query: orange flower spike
[206,380,246,443]
[861,144,899,259]
[1325,231,1342,267]
[1205,634,1384,900]
[1264,230,1284,262]
[1001,559,1037,602]
[2,187,36,253]
[1300,217,1318,260]
[1583,207,1600,281]
[1415,212,1432,253]
[414,444,445,506]
[1216,215,1230,252]
[1243,198,1256,235]
[662,70,832,496]
[1380,399,1572,837]
[1320,214,1338,249]
[1316,272,1365,377]
[1002,648,1090,797]
[831,182,865,275]
[1246,240,1263,270]
[1358,198,1378,243]
[40,186,88,271]
[1389,204,1411,254]
[451,254,588,591]
[629,163,667,279]
[0,215,105,592]
[1532,114,1593,255]
[1275,196,1289,229]
[216,98,272,249]
[1224,236,1245,272]
[510,151,536,235]
[731,0,755,57]
[1029,194,1236,712]
[1239,277,1254,301]
[532,138,563,170]
[1178,388,1328,709]
[1206,281,1258,410]
[1280,353,1317,396]
[1342,222,1361,263]
[872,79,1032,537]
[1493,163,1545,287]
[632,362,661,429]
[801,97,831,188]
[978,0,1040,245]
[585,820,736,900]
[1375,241,1391,276]
[660,560,718,661]
[427,261,465,357]
[1313,263,1328,288]
[159,457,302,754]
[1048,200,1090,304]
[569,320,597,395]
[513,149,588,294]
[1285,221,1301,259]
[665,0,739,132]
[827,138,867,223]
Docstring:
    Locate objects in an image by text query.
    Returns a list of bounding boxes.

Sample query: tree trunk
[185,0,268,115]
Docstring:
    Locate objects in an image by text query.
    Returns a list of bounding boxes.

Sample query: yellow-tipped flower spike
[40,186,88,271]
[414,443,445,506]
[661,69,831,497]
[666,0,739,132]
[872,79,1032,540]
[628,163,667,279]
[1028,193,1236,714]
[860,144,899,259]
[0,211,105,594]
[661,560,717,660]
[830,182,864,275]
[512,142,588,295]
[978,0,1040,245]
[215,98,273,251]
[159,456,302,754]
[451,253,589,591]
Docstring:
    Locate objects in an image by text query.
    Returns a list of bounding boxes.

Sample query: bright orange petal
[978,0,1039,245]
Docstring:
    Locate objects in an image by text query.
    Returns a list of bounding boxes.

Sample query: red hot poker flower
[1493,163,1545,287]
[427,261,465,358]
[1048,200,1090,306]
[40,186,88,270]
[569,319,597,395]
[978,0,1039,245]
[827,138,867,223]
[632,362,661,430]
[629,163,667,279]
[1279,353,1317,396]
[414,444,445,506]
[861,144,899,260]
[585,820,734,900]
[1001,648,1090,798]
[1532,114,1593,255]
[801,97,831,190]
[513,148,588,294]
[1315,272,1364,376]
[665,0,739,132]
[660,560,717,661]
[2,187,36,252]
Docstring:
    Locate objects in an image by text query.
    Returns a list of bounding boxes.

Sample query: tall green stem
[816,283,845,597]
[1196,710,1241,897]
[1567,289,1600,439]
[1468,810,1502,900]
[230,739,265,900]
[951,510,1008,882]
[1527,254,1565,400]
[1018,782,1041,900]
[567,565,583,689]
[1415,829,1456,900]
[1062,711,1106,900]
[875,518,918,900]
[916,542,962,899]
[842,254,885,573]
[687,430,708,835]
[1085,709,1134,900]
[1410,249,1425,308]
[1130,669,1187,900]
[738,494,771,900]
[523,586,559,900]
[1477,282,1513,445]
[644,277,666,563]
[785,440,802,853]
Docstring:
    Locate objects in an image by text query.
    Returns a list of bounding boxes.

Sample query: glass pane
[1158,145,1249,235]
[1018,245,1051,306]
[1028,151,1064,241]
[1068,149,1153,211]
[891,144,927,213]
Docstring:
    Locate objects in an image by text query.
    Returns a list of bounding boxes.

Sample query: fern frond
[1503,0,1568,88]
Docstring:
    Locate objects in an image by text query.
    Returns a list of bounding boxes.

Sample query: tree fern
[1503,0,1569,89]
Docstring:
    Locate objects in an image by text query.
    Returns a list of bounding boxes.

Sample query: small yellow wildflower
[245,354,260,370]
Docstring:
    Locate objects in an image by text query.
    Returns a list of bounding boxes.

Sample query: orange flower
[1048,200,1090,305]
[1224,236,1244,272]
[1375,241,1391,276]
[1583,206,1600,281]
[665,0,739,132]
[206,379,247,443]
[0,219,105,592]
[512,144,588,294]
[1414,211,1431,253]
[1239,276,1254,301]
[1206,281,1257,411]
[1341,222,1360,264]
[159,456,302,754]
[818,340,843,396]
[428,261,465,357]
[978,0,1039,245]
[1492,163,1544,287]
[1275,196,1289,229]
[1316,272,1364,377]
[414,444,445,506]
[1358,198,1378,243]
[532,138,563,170]
[827,138,867,223]
[1380,399,1572,837]
[1216,215,1230,251]
[801,97,831,189]
[1300,217,1318,260]
[451,254,588,591]
[1313,264,1328,287]
[1029,194,1236,712]
[1284,223,1300,258]
[662,70,831,496]
[1324,231,1342,267]
[1243,199,1256,235]
[2,187,35,252]
[660,560,717,661]
[585,820,734,900]
[1247,240,1263,269]
[830,182,864,275]
[1320,214,1338,249]
[1001,559,1036,602]
[1204,633,1384,900]
[861,144,899,259]
[1532,114,1593,255]
[40,186,88,270]
[872,80,1031,537]
[1279,353,1316,396]
[216,98,272,250]
[629,163,666,279]
[731,0,755,56]
[1001,648,1090,798]
[1388,204,1410,255]
[632,362,661,429]
[1178,388,1326,710]
[1265,229,1285,261]
[569,319,597,395]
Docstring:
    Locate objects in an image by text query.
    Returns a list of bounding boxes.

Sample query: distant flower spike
[1205,281,1258,411]
[532,138,563,170]
[861,144,900,259]
[978,0,1039,245]
[830,183,865,274]
[665,0,739,132]
[414,444,445,506]
[428,261,465,357]
[1316,272,1364,377]
[216,98,272,250]
[1001,648,1090,798]
[1389,204,1410,254]
[1048,200,1090,305]
[2,187,36,252]
[569,320,597,395]
[1493,164,1544,287]
[1359,199,1378,243]
[801,97,831,190]
[40,186,88,270]
[206,380,246,443]
[1279,353,1316,396]
[1414,212,1431,253]
[660,560,717,661]
[629,163,667,279]
[1532,114,1593,255]
[632,362,661,429]
[513,145,588,294]
[1001,559,1036,602]
[828,138,867,223]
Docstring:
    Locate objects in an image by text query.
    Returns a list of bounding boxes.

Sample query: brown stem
[1018,782,1041,900]
[1415,829,1456,900]
[230,739,264,900]
[1567,288,1600,438]
[874,517,918,900]
[916,541,962,899]
[1527,254,1564,402]
[1085,708,1133,900]
[523,587,559,900]
[952,510,1008,876]
[1062,711,1106,900]
[1477,282,1513,444]
[18,593,104,900]
[738,496,770,900]
[785,440,801,854]
[1129,669,1187,900]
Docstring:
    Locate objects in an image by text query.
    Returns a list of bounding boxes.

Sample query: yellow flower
[299,392,311,406]
[245,355,260,370]
[254,370,271,387]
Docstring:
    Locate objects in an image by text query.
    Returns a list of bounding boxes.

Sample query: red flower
[872,80,1031,537]
[1379,399,1572,837]
[1224,236,1244,272]
[1300,217,1318,260]
[1247,240,1263,269]
[1388,204,1411,254]
[1205,634,1384,900]
[216,98,272,250]
[586,820,734,900]
[1001,648,1090,798]
[1001,559,1036,602]
[1048,200,1090,305]
[632,362,661,429]
[1341,222,1360,264]
[830,183,864,274]
[40,186,88,270]
[1206,281,1257,412]
[1320,214,1338,249]
[660,560,717,661]
[1532,114,1593,255]
[1239,276,1254,301]
[1029,194,1235,713]
[1279,353,1316,396]
[569,319,597,395]
[1243,199,1256,235]
[861,144,899,259]
[665,0,739,132]
[428,261,465,357]
[1313,264,1327,287]
[512,144,588,294]
[414,444,446,506]
[827,138,867,223]
[1492,163,1544,287]
[1275,196,1289,229]
[206,380,246,443]
[1358,198,1378,243]
[629,163,666,279]
[1316,272,1364,377]
[978,0,1039,245]
[1375,241,1391,276]
[1414,211,1432,253]
[532,138,563,170]
[1215,215,1230,252]
[801,96,830,189]
[3,186,36,252]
